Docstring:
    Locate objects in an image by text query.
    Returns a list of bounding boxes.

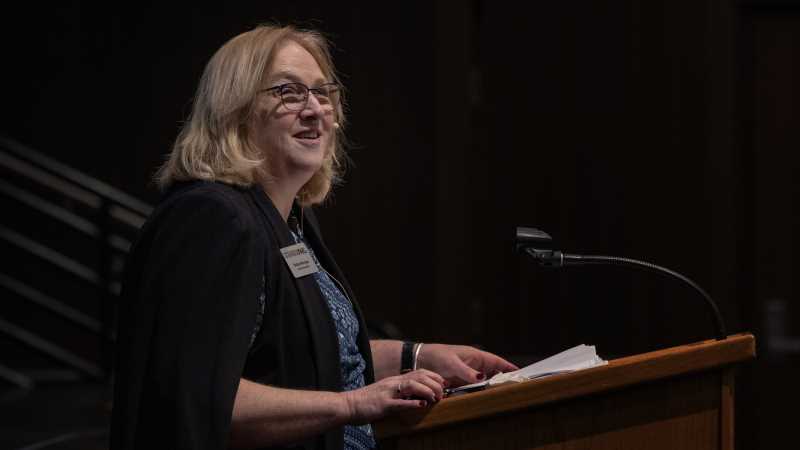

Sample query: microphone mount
[516,227,727,340]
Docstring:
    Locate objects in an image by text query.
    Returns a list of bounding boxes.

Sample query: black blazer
[110,181,375,450]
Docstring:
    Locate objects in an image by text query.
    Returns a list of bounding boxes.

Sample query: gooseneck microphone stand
[517,227,727,340]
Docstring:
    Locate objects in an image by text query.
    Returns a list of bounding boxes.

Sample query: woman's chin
[292,142,328,169]
[287,153,324,175]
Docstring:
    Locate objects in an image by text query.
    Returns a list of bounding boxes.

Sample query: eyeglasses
[259,82,340,111]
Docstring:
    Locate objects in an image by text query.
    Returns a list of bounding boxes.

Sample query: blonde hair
[155,24,347,205]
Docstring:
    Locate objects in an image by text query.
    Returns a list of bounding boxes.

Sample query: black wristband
[401,341,416,373]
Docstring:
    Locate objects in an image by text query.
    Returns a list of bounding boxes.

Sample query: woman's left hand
[417,344,519,388]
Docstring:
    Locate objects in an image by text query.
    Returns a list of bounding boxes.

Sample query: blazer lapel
[248,187,342,391]
[301,208,375,384]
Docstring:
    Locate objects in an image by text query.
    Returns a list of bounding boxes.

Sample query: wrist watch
[401,341,416,373]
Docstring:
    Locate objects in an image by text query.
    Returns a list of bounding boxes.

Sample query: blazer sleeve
[111,188,262,450]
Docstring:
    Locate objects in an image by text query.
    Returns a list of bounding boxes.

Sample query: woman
[110,24,517,450]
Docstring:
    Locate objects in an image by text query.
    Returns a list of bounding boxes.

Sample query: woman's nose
[300,93,325,117]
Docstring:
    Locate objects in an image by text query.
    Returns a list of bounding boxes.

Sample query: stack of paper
[447,344,607,395]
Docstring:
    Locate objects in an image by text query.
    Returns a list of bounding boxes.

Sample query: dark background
[1,1,798,449]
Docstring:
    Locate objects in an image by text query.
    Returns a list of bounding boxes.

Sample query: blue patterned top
[290,230,376,449]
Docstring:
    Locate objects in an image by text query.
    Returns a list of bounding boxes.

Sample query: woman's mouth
[293,130,321,140]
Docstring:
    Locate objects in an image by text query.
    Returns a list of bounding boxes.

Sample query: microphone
[515,226,727,340]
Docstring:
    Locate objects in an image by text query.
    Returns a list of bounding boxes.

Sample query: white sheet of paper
[446,344,607,395]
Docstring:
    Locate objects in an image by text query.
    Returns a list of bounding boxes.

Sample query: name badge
[280,243,319,278]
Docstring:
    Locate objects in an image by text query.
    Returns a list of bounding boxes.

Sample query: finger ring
[397,381,403,394]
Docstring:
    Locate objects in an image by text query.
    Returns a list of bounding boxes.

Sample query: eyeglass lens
[281,83,339,110]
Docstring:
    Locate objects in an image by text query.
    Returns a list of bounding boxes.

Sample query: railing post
[97,198,112,381]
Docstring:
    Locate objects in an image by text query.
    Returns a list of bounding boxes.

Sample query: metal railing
[0,136,152,388]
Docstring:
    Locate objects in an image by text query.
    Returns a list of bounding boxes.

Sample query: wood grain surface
[376,333,755,450]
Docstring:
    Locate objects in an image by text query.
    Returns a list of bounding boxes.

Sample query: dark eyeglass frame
[259,82,340,111]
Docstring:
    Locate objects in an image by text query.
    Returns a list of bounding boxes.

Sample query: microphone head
[515,226,553,253]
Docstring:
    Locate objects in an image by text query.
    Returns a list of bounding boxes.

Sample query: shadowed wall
[1,2,798,448]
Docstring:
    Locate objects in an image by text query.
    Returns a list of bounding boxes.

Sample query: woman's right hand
[342,369,446,424]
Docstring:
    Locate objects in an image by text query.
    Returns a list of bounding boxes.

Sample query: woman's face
[251,40,336,183]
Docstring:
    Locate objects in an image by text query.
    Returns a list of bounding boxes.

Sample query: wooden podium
[375,333,755,450]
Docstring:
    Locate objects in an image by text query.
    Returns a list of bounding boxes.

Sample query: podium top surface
[376,333,755,438]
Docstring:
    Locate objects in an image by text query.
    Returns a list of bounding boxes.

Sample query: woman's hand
[417,344,519,387]
[342,369,445,424]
